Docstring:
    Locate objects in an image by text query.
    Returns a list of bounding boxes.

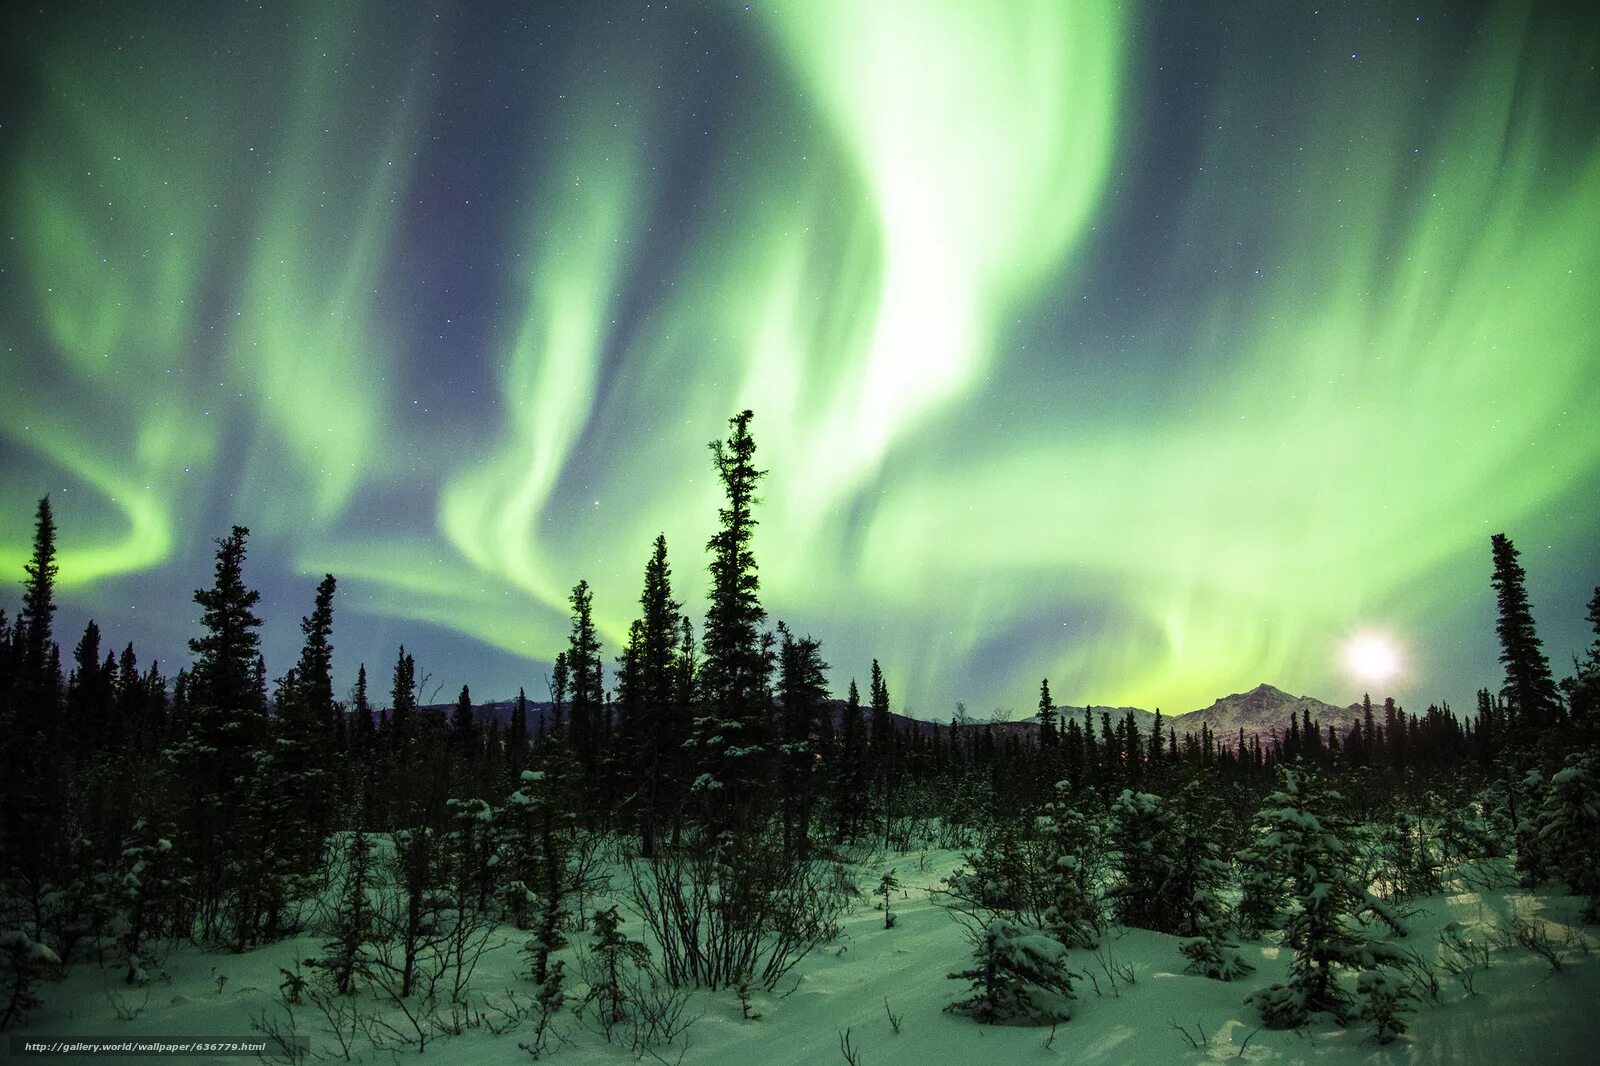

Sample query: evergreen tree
[1489,533,1561,728]
[188,527,264,714]
[1242,767,1406,1028]
[166,526,268,942]
[1518,752,1600,920]
[632,535,685,857]
[946,918,1076,1025]
[870,660,896,846]
[67,620,114,755]
[508,686,529,773]
[1560,586,1600,721]
[1036,678,1057,750]
[550,651,569,732]
[273,575,339,880]
[453,684,475,746]
[3,500,68,934]
[15,496,60,717]
[350,664,375,759]
[1108,788,1184,934]
[835,678,866,841]
[565,580,603,785]
[1039,785,1102,948]
[690,410,773,832]
[777,624,828,858]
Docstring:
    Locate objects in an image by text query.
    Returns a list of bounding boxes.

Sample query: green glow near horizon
[2,3,1596,715]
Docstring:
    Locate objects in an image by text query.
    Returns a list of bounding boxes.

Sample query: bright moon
[1343,633,1402,684]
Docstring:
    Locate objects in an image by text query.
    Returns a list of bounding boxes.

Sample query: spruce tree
[870,660,896,846]
[350,664,375,760]
[1037,679,1057,750]
[167,526,267,941]
[1489,533,1561,728]
[633,535,685,857]
[67,620,114,756]
[508,686,529,773]
[690,410,773,833]
[15,496,60,718]
[453,684,475,746]
[4,501,68,936]
[835,678,866,841]
[1560,586,1600,721]
[1242,767,1406,1028]
[273,575,339,879]
[188,527,264,714]
[565,580,603,785]
[777,624,828,858]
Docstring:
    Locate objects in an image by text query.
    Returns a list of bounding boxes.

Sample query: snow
[11,852,1600,1063]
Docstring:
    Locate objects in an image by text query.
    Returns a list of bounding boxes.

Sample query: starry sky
[2,1,1597,719]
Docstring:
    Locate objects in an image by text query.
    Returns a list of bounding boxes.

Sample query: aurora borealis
[2,1,1597,718]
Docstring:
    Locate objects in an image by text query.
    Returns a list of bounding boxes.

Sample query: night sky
[2,1,1597,719]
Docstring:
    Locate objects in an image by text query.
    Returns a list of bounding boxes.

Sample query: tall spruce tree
[633,534,685,856]
[565,581,603,786]
[290,575,338,755]
[1037,678,1057,750]
[351,664,375,759]
[170,526,267,941]
[835,678,866,840]
[870,660,896,846]
[15,496,60,719]
[508,686,529,772]
[188,527,264,714]
[273,575,338,874]
[1489,533,1561,728]
[2,498,66,945]
[690,410,773,833]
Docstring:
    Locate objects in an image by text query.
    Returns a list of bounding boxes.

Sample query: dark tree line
[0,413,1596,1036]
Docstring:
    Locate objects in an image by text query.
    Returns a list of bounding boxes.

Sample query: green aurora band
[1,1,1596,715]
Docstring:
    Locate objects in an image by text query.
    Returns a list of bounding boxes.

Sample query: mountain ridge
[422,681,1367,749]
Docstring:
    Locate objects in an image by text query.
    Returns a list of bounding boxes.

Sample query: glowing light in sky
[1,2,1595,716]
[1343,634,1403,686]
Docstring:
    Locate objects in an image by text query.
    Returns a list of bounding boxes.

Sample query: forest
[2,410,1597,1061]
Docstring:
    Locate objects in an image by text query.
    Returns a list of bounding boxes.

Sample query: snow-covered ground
[16,850,1599,1064]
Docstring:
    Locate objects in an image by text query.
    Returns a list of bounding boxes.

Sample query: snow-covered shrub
[1109,782,1233,939]
[1168,780,1235,939]
[115,819,187,986]
[1242,766,1407,1026]
[1108,789,1182,933]
[946,918,1076,1025]
[1180,929,1254,981]
[1521,752,1600,920]
[1236,841,1285,938]
[1357,969,1413,1044]
[1038,793,1104,949]
[1,929,60,1030]
[1244,981,1308,1030]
